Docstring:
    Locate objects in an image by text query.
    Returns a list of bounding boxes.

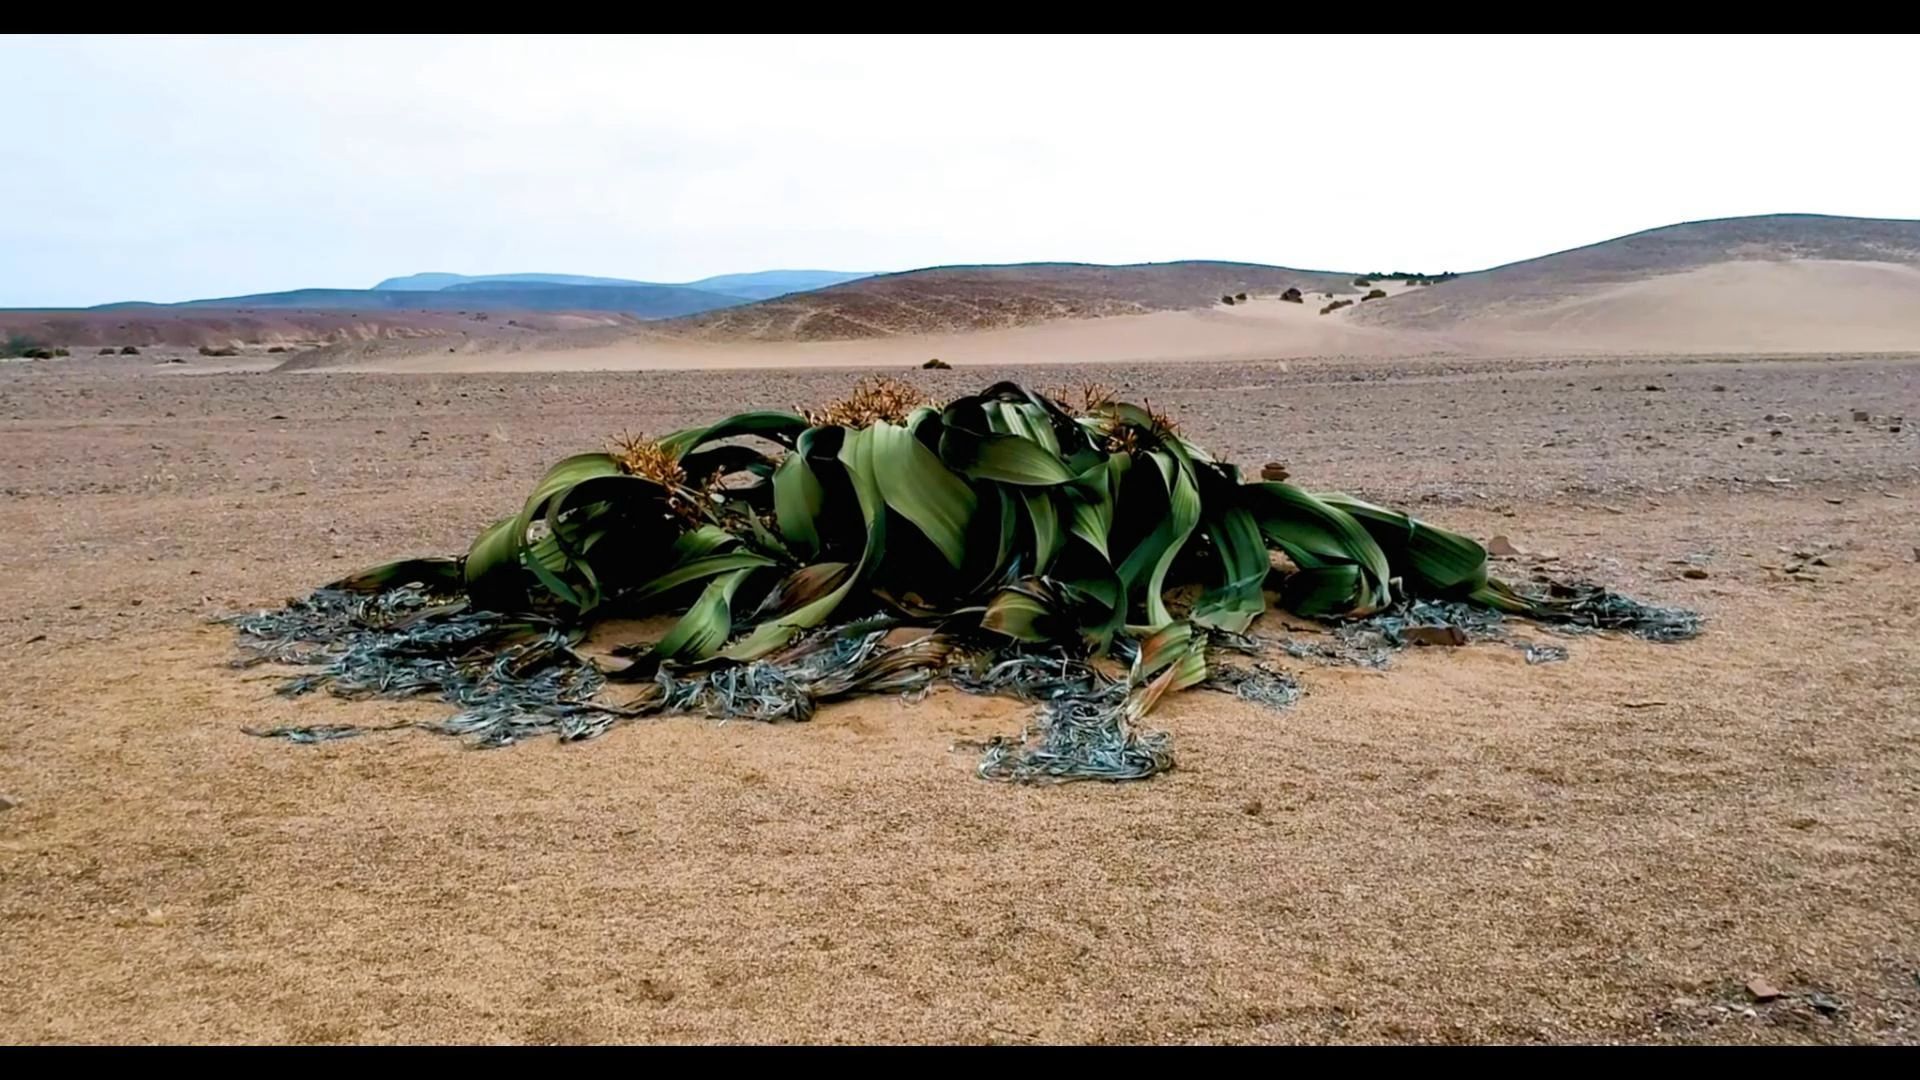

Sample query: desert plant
[1235,292,1248,302]
[305,375,1683,698]
[198,345,240,357]
[1363,288,1388,301]
[1353,278,1372,287]
[54,347,69,357]
[238,377,1696,781]
[268,346,288,354]
[120,345,140,355]
[1280,287,1303,303]
[922,358,952,370]
[1320,299,1353,315]
[98,347,116,355]
[1220,294,1235,305]
[22,347,56,360]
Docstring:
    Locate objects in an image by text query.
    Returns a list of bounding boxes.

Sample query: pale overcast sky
[3,34,1915,307]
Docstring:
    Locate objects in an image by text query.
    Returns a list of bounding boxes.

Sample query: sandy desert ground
[2,348,1917,1044]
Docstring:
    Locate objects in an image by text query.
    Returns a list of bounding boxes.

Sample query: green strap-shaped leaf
[542,473,668,559]
[679,443,777,484]
[465,515,527,609]
[1240,481,1393,616]
[327,557,465,594]
[983,487,1019,588]
[657,411,809,459]
[672,524,739,560]
[771,452,824,557]
[868,420,976,571]
[461,452,632,614]
[1317,493,1490,597]
[524,534,592,613]
[1128,621,1208,719]
[987,400,1063,456]
[1280,565,1370,617]
[939,427,1078,485]
[1190,503,1269,634]
[1114,450,1201,630]
[1132,620,1196,680]
[652,567,758,662]
[1065,453,1126,561]
[629,551,777,604]
[723,426,887,660]
[512,453,624,546]
[981,581,1058,643]
[1021,489,1062,574]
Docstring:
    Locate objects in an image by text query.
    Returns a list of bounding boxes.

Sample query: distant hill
[114,283,746,319]
[370,268,872,300]
[373,272,657,291]
[2,268,873,350]
[0,280,740,350]
[1352,213,1920,349]
[0,307,637,352]
[668,261,1358,341]
[677,270,874,301]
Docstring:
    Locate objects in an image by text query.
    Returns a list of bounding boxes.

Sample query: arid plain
[3,343,1916,1043]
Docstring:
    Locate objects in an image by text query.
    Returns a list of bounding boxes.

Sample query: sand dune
[285,284,1456,373]
[1353,213,1920,353]
[1428,259,1920,353]
[667,261,1362,342]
